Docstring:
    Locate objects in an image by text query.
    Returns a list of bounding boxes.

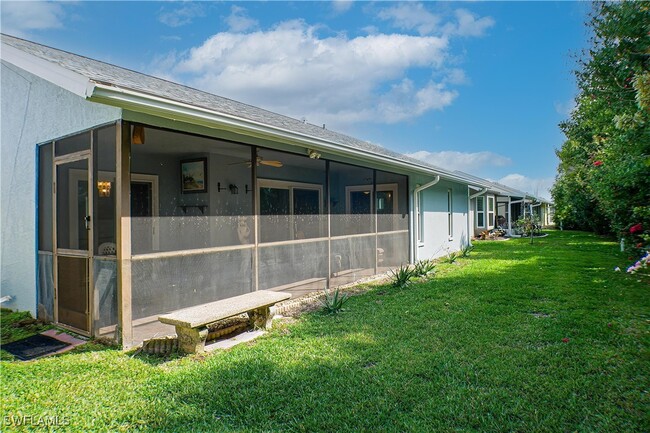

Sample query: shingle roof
[1,33,550,202]
[3,35,431,163]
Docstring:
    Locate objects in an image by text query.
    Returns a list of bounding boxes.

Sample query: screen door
[55,155,91,333]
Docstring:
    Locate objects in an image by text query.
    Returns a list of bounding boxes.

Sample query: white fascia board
[453,171,495,189]
[89,83,476,185]
[1,42,94,98]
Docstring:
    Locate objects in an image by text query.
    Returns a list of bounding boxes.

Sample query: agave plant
[390,264,415,288]
[441,250,459,264]
[459,244,474,258]
[320,288,350,314]
[413,259,436,278]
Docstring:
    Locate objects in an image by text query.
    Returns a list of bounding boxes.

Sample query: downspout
[413,175,440,262]
[469,188,488,200]
[523,195,528,217]
[467,187,488,246]
[530,201,541,224]
[467,187,472,247]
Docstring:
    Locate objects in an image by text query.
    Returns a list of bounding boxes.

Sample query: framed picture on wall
[180,158,208,194]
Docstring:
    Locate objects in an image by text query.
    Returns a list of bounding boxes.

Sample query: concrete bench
[158,290,291,353]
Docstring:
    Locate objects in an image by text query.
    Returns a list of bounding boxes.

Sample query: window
[447,189,453,238]
[345,183,398,227]
[258,179,323,243]
[416,191,424,244]
[476,196,485,228]
[487,196,495,228]
[345,186,372,214]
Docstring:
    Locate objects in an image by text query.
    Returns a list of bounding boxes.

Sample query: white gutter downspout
[523,195,528,218]
[467,187,488,245]
[469,188,488,200]
[413,176,440,262]
[530,201,541,224]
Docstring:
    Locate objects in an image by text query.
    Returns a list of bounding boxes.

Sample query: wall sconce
[132,125,145,144]
[217,182,226,192]
[97,181,111,197]
[229,184,239,195]
[308,149,321,159]
[245,184,252,194]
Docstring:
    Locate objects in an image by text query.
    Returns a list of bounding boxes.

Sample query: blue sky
[1,1,591,198]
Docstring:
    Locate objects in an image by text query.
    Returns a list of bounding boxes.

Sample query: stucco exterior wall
[1,61,121,315]
[416,179,470,260]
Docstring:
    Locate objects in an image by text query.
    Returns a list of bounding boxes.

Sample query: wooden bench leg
[248,306,276,330]
[175,326,208,354]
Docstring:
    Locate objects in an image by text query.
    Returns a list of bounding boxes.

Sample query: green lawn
[1,231,648,432]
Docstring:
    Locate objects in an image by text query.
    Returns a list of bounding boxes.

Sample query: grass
[1,309,53,361]
[1,230,648,432]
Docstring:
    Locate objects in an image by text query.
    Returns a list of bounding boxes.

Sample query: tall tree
[553,1,650,239]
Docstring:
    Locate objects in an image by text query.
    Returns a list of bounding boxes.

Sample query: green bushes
[552,1,650,238]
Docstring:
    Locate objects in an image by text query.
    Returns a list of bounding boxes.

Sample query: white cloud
[377,79,458,123]
[377,3,494,38]
[169,20,455,126]
[444,68,468,85]
[554,98,576,117]
[150,50,181,82]
[445,9,495,37]
[496,173,554,199]
[377,3,441,36]
[361,25,379,35]
[158,3,205,28]
[149,4,495,127]
[406,150,512,172]
[332,0,353,14]
[0,1,66,37]
[225,5,258,33]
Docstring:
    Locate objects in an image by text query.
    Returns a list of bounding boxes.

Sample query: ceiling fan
[230,156,283,168]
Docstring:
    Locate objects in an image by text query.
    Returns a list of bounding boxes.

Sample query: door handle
[85,215,91,230]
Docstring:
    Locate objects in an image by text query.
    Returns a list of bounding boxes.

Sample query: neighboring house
[465,175,554,237]
[0,34,551,348]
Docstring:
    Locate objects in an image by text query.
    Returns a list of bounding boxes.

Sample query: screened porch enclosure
[38,122,410,347]
[126,126,410,346]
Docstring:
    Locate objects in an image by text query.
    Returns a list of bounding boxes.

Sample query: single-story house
[462,173,554,237]
[1,34,552,348]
